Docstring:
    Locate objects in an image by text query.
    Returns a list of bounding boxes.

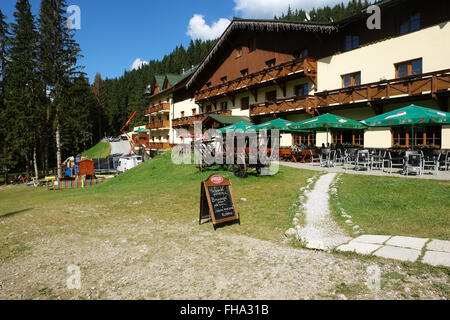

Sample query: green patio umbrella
[257,118,295,131]
[134,128,149,134]
[361,105,450,126]
[361,105,450,150]
[218,122,257,133]
[292,113,367,144]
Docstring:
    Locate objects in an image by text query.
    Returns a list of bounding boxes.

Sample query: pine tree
[0,10,9,182]
[39,0,82,179]
[3,0,43,180]
[92,73,107,140]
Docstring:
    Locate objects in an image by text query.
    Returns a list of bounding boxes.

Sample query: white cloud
[131,58,148,71]
[187,14,231,41]
[233,0,352,19]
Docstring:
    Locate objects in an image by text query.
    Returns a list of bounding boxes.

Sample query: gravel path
[297,173,351,251]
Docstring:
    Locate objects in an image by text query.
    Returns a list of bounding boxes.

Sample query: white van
[116,156,143,173]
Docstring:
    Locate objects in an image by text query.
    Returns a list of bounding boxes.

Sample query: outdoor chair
[319,149,330,167]
[371,150,385,171]
[384,152,404,174]
[422,151,440,175]
[405,152,423,176]
[445,152,450,171]
[335,149,345,166]
[343,149,356,171]
[355,150,371,171]
[309,150,321,165]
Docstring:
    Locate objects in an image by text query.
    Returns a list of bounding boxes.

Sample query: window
[400,13,421,35]
[192,108,196,116]
[345,35,359,51]
[265,59,276,68]
[206,82,211,88]
[236,46,242,58]
[206,105,212,112]
[392,126,441,147]
[249,38,256,52]
[294,48,309,59]
[395,58,422,78]
[220,76,228,83]
[265,90,277,102]
[293,132,316,146]
[241,97,250,110]
[294,83,309,96]
[332,130,364,146]
[342,72,361,88]
[240,69,249,77]
[200,106,204,113]
[180,111,184,118]
[221,101,228,110]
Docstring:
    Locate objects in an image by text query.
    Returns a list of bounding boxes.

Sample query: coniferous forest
[0,0,373,180]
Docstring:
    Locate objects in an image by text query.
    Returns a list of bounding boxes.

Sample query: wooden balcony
[250,69,450,117]
[195,57,317,102]
[146,120,171,130]
[172,110,232,128]
[250,95,318,116]
[146,142,170,150]
[145,102,170,115]
[315,69,450,107]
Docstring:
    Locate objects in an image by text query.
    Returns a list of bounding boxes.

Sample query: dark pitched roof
[206,115,252,125]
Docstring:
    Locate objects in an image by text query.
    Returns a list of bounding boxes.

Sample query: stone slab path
[296,173,352,251]
[337,235,450,267]
[285,165,450,268]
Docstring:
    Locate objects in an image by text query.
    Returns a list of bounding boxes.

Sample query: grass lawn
[82,141,111,159]
[0,151,315,262]
[331,174,450,240]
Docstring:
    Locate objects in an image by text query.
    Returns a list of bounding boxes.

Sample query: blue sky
[1,0,350,82]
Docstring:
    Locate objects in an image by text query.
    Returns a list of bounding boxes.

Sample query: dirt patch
[0,210,448,300]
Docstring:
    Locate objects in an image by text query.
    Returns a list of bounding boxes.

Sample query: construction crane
[120,111,137,156]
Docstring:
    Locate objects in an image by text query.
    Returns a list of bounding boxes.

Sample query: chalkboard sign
[199,174,240,229]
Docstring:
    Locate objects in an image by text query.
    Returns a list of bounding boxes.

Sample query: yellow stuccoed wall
[364,128,392,149]
[442,125,450,149]
[317,23,450,91]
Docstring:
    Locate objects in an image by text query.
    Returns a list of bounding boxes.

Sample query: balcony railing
[145,102,170,115]
[249,69,450,117]
[315,69,450,107]
[146,142,170,150]
[250,95,318,116]
[172,110,232,128]
[146,120,171,130]
[195,57,317,102]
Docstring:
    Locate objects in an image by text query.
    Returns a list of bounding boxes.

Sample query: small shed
[78,159,95,177]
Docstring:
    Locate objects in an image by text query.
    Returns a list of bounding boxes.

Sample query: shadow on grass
[0,208,33,219]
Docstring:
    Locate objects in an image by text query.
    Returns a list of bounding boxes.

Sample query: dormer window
[400,13,421,35]
[240,69,249,77]
[265,59,276,68]
[345,35,359,51]
[236,46,242,58]
[220,76,228,83]
[249,38,256,52]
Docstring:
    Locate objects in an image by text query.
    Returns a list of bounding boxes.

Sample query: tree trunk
[33,146,39,180]
[56,113,62,180]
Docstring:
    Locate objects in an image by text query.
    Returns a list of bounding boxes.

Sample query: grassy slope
[0,152,314,261]
[82,141,111,159]
[331,174,450,240]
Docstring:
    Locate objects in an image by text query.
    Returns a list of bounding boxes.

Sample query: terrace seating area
[281,148,450,179]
